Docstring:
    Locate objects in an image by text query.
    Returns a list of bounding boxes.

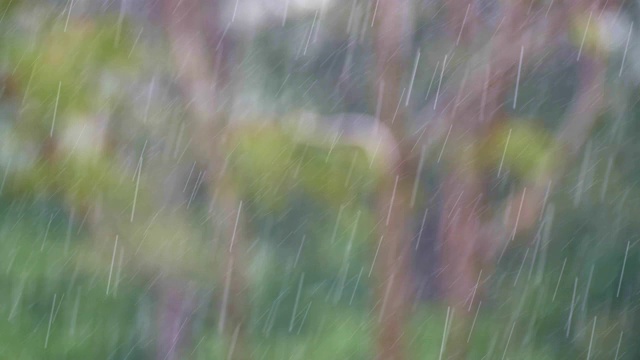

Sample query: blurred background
[0,0,639,359]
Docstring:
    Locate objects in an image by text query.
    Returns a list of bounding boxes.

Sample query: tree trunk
[374,173,413,360]
[212,171,251,360]
[160,0,251,358]
[156,280,197,360]
[439,158,485,359]
[372,1,414,358]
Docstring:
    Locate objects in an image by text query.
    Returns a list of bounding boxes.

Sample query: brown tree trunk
[432,1,608,357]
[160,0,251,358]
[439,156,486,359]
[374,174,413,360]
[372,1,414,359]
[156,280,197,360]
[211,171,251,360]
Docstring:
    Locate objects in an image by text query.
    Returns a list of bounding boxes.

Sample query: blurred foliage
[231,122,377,211]
[6,16,137,139]
[479,118,560,179]
[0,0,639,359]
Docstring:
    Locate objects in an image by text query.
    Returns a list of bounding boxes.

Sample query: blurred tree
[1,0,640,359]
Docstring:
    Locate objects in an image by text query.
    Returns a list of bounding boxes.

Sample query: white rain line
[617,241,630,297]
[510,187,527,241]
[587,316,597,360]
[489,16,506,44]
[437,124,453,163]
[513,248,528,286]
[451,65,469,120]
[227,325,240,360]
[114,248,123,296]
[456,4,471,46]
[21,65,38,110]
[581,265,594,313]
[566,277,578,337]
[330,205,344,243]
[369,235,384,278]
[425,61,440,101]
[349,267,364,305]
[127,27,144,59]
[215,23,231,51]
[219,258,233,333]
[65,124,87,159]
[439,306,453,360]
[183,162,197,192]
[480,63,490,122]
[130,140,146,222]
[296,301,312,334]
[41,213,55,251]
[545,0,554,18]
[0,0,11,23]
[64,0,75,32]
[539,180,552,221]
[434,55,448,110]
[275,74,291,97]
[345,211,361,262]
[344,152,358,187]
[107,235,118,295]
[378,272,395,323]
[294,235,306,268]
[447,191,464,219]
[187,171,204,209]
[289,273,305,332]
[303,10,319,55]
[467,301,482,343]
[0,157,10,195]
[468,269,483,311]
[135,208,163,255]
[313,0,326,44]
[391,88,406,124]
[614,331,623,359]
[166,315,194,359]
[229,201,243,252]
[601,156,614,201]
[172,122,186,159]
[501,321,516,360]
[143,77,155,123]
[52,292,64,328]
[346,1,358,38]
[406,50,421,106]
[70,288,80,336]
[115,0,128,45]
[415,208,429,250]
[371,0,380,27]
[45,294,56,348]
[375,79,384,121]
[410,145,426,207]
[386,176,400,225]
[513,46,524,109]
[552,257,567,301]
[619,22,633,77]
[497,128,512,177]
[325,130,344,161]
[50,82,61,137]
[577,11,593,61]
[231,0,239,23]
[282,0,289,26]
